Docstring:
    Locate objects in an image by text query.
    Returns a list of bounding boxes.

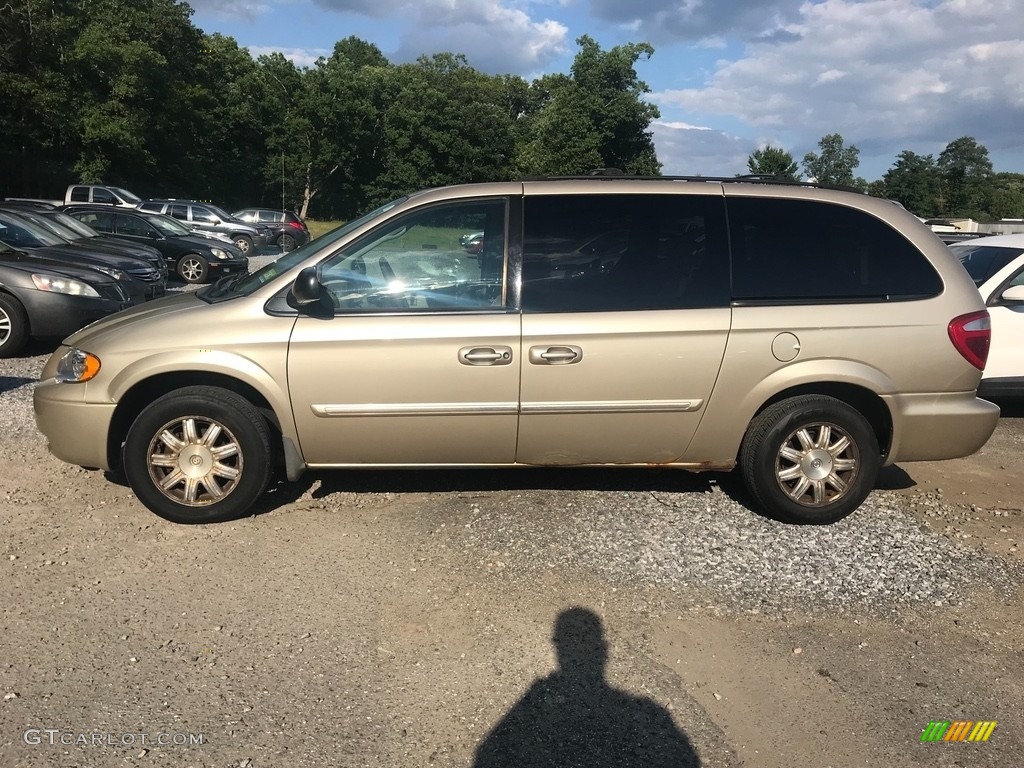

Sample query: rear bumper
[884,391,1000,463]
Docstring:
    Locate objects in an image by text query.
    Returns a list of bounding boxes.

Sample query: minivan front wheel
[123,386,273,523]
[739,395,880,524]
[177,254,208,283]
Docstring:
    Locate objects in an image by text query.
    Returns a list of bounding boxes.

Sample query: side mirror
[999,285,1024,304]
[288,266,323,307]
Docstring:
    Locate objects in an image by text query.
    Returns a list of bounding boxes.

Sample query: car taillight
[288,221,304,230]
[948,310,991,370]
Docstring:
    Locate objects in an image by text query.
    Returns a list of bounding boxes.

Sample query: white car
[949,234,1024,398]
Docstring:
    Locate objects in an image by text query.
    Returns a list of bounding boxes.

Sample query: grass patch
[305,219,344,239]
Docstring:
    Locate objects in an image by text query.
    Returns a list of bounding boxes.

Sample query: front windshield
[0,213,67,248]
[20,212,82,241]
[150,214,194,237]
[200,197,406,300]
[112,187,142,204]
[50,212,100,237]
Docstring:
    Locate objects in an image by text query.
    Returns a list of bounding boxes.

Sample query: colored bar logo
[921,721,997,742]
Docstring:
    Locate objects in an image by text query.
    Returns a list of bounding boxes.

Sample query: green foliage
[802,133,860,186]
[517,36,661,176]
[870,138,1022,222]
[745,146,799,180]
[878,151,940,217]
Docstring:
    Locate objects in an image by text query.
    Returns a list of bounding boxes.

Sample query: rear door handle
[459,346,513,366]
[529,345,583,365]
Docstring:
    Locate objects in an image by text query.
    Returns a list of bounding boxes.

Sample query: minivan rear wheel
[739,395,880,524]
[123,386,273,523]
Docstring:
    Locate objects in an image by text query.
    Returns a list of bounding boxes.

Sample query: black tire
[0,293,29,358]
[233,234,253,254]
[123,386,273,523]
[739,395,880,524]
[177,254,208,283]
[277,233,297,252]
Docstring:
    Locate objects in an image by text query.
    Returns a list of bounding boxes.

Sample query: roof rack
[521,169,864,194]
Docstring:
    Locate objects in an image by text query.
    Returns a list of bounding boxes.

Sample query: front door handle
[459,346,513,366]
[529,345,583,365]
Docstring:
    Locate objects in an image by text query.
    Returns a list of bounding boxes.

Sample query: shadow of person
[473,608,702,768]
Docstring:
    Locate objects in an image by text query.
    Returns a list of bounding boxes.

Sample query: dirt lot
[1,382,1021,768]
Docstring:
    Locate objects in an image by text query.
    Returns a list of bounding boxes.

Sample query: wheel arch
[745,382,893,461]
[106,371,291,474]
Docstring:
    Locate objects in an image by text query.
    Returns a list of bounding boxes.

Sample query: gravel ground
[3,253,1022,767]
[3,248,1022,620]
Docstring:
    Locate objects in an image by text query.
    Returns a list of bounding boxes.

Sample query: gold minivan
[34,177,1000,524]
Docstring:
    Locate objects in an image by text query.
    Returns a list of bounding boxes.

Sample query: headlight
[31,274,101,297]
[211,248,229,260]
[55,348,101,383]
[94,266,129,281]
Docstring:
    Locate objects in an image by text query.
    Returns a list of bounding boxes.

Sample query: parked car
[35,175,998,526]
[0,210,160,303]
[232,208,310,252]
[63,206,248,284]
[948,233,1024,398]
[65,184,143,208]
[0,240,132,357]
[34,209,167,266]
[0,206,168,299]
[137,200,270,255]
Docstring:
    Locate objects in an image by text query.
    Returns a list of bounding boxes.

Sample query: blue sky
[188,0,1024,181]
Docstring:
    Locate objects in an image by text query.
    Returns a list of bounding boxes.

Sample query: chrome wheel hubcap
[235,239,250,253]
[775,422,859,507]
[180,259,202,281]
[0,309,10,344]
[146,416,243,507]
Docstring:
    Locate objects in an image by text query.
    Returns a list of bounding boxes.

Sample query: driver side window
[318,199,507,312]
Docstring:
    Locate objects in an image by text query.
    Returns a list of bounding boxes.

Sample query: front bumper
[21,290,132,338]
[34,378,118,471]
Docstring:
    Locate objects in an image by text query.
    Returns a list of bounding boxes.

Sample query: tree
[879,151,940,217]
[801,133,860,186]
[746,146,798,179]
[517,36,661,176]
[988,173,1024,220]
[937,136,993,218]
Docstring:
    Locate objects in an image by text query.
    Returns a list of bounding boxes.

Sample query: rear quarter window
[728,197,942,302]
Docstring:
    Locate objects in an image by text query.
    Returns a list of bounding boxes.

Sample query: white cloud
[247,45,331,68]
[305,0,569,72]
[188,0,272,19]
[656,0,1024,173]
[651,122,751,176]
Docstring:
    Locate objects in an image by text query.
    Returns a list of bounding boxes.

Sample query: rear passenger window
[69,186,89,202]
[521,194,729,312]
[729,197,942,301]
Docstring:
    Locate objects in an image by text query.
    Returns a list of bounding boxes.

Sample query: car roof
[947,233,1024,248]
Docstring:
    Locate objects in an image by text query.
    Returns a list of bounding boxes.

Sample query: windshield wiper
[202,272,246,299]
